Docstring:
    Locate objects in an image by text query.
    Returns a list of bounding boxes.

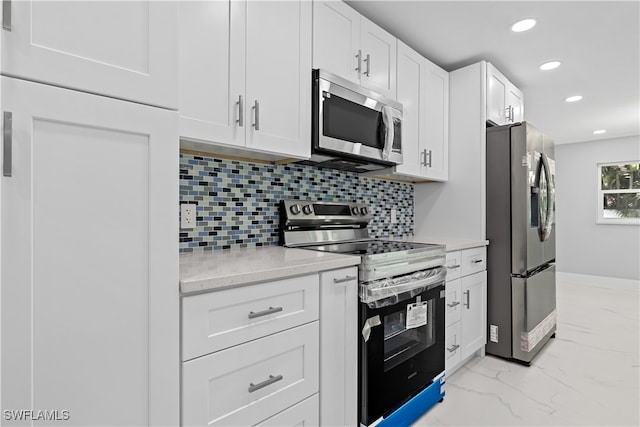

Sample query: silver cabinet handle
[236,95,244,127]
[464,290,470,309]
[252,100,260,131]
[3,111,12,177]
[505,106,511,121]
[333,275,356,284]
[248,374,283,393]
[355,49,362,74]
[447,344,460,353]
[472,259,483,264]
[447,264,461,269]
[2,0,11,31]
[447,301,460,308]
[364,54,371,77]
[248,306,282,319]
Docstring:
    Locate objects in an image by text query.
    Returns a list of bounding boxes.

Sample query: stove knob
[302,204,313,215]
[351,206,360,215]
[360,207,368,215]
[289,204,301,215]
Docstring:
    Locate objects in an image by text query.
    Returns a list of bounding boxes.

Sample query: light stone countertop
[180,246,361,294]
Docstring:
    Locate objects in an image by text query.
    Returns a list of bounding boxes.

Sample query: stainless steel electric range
[279,199,446,426]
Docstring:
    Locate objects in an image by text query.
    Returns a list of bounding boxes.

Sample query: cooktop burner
[303,239,440,256]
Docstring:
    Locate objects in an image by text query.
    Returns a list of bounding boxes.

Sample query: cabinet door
[179,0,245,147]
[245,0,311,158]
[507,83,524,122]
[1,1,178,109]
[319,268,358,427]
[0,77,179,425]
[486,63,507,126]
[394,40,424,178]
[460,271,487,361]
[423,59,449,181]
[312,0,361,84]
[360,16,397,99]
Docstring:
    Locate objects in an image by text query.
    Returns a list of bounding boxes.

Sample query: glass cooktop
[302,240,441,256]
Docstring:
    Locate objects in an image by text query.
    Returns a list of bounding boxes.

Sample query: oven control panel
[280,199,372,227]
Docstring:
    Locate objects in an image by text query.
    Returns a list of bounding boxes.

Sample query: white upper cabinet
[392,40,448,181]
[312,0,361,84]
[179,0,311,160]
[313,1,397,99]
[423,59,449,181]
[486,62,524,126]
[394,41,425,178]
[1,0,178,109]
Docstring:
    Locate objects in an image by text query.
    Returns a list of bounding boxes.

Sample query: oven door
[359,282,445,426]
[313,69,402,165]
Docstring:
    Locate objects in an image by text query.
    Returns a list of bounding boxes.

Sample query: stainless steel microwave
[308,69,403,173]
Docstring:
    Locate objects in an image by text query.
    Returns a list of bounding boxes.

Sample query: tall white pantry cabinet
[1,2,179,426]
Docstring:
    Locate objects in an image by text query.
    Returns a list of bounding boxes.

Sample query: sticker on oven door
[406,302,428,329]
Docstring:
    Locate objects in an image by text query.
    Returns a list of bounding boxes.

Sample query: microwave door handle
[381,106,394,161]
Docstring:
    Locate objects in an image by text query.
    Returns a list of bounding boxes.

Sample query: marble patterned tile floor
[414,274,640,426]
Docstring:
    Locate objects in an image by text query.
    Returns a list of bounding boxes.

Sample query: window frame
[596,161,640,225]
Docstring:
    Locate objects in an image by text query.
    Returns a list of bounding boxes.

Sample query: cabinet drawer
[182,274,319,361]
[461,247,486,277]
[182,322,319,427]
[445,322,461,372]
[445,251,462,280]
[257,394,319,427]
[445,278,462,327]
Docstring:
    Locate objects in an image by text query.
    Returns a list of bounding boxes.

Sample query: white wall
[555,135,640,280]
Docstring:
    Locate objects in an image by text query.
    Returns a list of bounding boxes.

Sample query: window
[597,162,640,224]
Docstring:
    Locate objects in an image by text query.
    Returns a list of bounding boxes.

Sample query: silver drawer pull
[447,301,460,308]
[464,290,470,309]
[248,306,283,319]
[3,111,12,177]
[447,344,460,353]
[2,0,11,31]
[447,264,460,269]
[333,275,356,284]
[248,374,283,393]
[471,259,483,264]
[236,95,244,127]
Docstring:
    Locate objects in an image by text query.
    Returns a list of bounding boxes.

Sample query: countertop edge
[180,250,361,295]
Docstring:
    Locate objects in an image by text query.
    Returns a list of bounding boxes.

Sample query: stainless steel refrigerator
[486,122,557,365]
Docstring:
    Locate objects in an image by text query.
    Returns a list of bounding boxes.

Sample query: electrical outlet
[181,203,197,229]
[390,208,397,224]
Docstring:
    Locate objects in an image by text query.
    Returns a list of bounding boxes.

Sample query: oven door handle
[360,266,446,305]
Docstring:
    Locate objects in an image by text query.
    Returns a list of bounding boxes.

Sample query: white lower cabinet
[182,322,319,426]
[445,247,487,374]
[181,268,357,427]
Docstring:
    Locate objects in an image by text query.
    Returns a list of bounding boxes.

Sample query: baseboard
[557,272,639,291]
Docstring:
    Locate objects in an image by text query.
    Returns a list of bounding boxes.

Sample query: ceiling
[345,0,640,145]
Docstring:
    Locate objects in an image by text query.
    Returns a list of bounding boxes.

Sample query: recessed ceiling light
[511,18,537,32]
[565,95,583,103]
[540,61,561,71]
[593,129,607,135]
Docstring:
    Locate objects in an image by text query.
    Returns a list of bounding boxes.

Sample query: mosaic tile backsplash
[179,153,414,252]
